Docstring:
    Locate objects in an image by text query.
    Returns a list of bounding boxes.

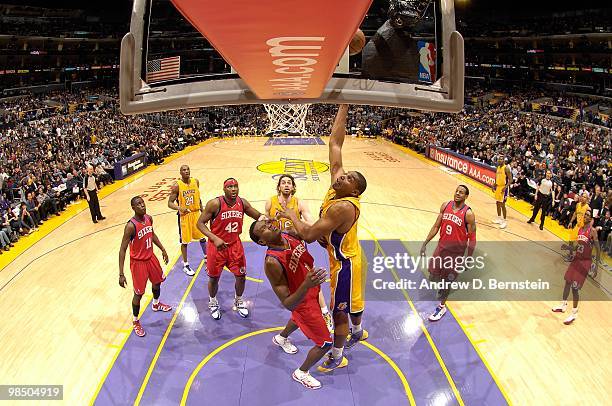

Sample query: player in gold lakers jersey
[492,155,512,229]
[266,174,333,332]
[565,192,591,258]
[168,165,206,276]
[279,105,367,372]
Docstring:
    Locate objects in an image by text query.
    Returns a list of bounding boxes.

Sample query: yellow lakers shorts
[178,211,205,244]
[495,185,508,203]
[329,255,365,314]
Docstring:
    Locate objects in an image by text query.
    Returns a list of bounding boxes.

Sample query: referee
[527,169,554,230]
[84,165,106,223]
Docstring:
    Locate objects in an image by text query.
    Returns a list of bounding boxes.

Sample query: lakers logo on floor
[257,158,329,181]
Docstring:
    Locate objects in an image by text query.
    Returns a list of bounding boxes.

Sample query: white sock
[439,303,446,308]
[572,308,578,314]
[153,298,159,305]
[133,316,138,321]
[321,306,329,315]
[209,296,217,304]
[235,295,242,301]
[561,300,568,306]
[183,261,189,267]
[275,334,287,343]
[332,346,343,359]
[352,323,362,333]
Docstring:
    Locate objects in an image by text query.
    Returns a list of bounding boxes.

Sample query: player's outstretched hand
[304,266,327,288]
[419,244,427,257]
[162,249,169,264]
[119,274,127,288]
[213,236,228,250]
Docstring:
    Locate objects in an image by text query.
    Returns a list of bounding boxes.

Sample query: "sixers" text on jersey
[289,242,307,273]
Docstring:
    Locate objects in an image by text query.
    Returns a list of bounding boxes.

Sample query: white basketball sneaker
[183,264,195,276]
[209,299,221,320]
[292,369,321,390]
[233,297,249,318]
[551,302,567,313]
[273,334,298,354]
[428,305,447,321]
[563,312,577,325]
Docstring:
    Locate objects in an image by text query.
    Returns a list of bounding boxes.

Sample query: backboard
[120,0,464,114]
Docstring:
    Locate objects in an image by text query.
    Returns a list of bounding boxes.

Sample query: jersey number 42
[225,222,239,233]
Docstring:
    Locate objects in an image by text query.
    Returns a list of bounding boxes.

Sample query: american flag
[146,56,180,83]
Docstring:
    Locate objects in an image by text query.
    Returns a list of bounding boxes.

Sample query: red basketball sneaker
[152,301,173,312]
[133,320,146,337]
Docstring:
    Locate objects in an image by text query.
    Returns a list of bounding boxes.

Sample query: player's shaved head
[249,221,261,244]
[131,196,144,206]
[353,171,367,195]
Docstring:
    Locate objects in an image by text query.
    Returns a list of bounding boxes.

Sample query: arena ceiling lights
[119,0,464,114]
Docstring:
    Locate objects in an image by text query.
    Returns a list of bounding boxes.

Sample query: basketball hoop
[264,103,311,136]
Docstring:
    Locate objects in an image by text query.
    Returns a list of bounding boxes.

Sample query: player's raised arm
[118,221,135,288]
[280,202,352,243]
[197,198,227,249]
[420,202,446,255]
[242,198,266,221]
[329,104,349,184]
[264,257,326,311]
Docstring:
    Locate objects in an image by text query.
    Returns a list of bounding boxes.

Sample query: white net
[264,103,311,135]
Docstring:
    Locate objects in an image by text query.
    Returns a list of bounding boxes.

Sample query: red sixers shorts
[564,259,591,290]
[130,255,165,295]
[206,240,246,278]
[291,294,333,348]
[429,247,464,281]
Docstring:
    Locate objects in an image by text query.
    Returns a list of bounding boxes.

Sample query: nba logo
[337,302,347,311]
[418,41,437,83]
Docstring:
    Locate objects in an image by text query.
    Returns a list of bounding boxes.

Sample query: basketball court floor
[0,136,609,405]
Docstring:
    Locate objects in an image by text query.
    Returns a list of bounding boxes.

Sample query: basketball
[349,29,366,55]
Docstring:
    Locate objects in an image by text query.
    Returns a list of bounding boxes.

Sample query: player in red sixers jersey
[250,219,331,390]
[196,178,266,320]
[552,208,600,325]
[420,185,476,321]
[118,196,172,337]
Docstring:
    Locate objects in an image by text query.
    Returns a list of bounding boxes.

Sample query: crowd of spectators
[0,4,128,39]
[0,90,210,253]
[458,9,611,38]
[381,97,611,252]
[1,86,611,255]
